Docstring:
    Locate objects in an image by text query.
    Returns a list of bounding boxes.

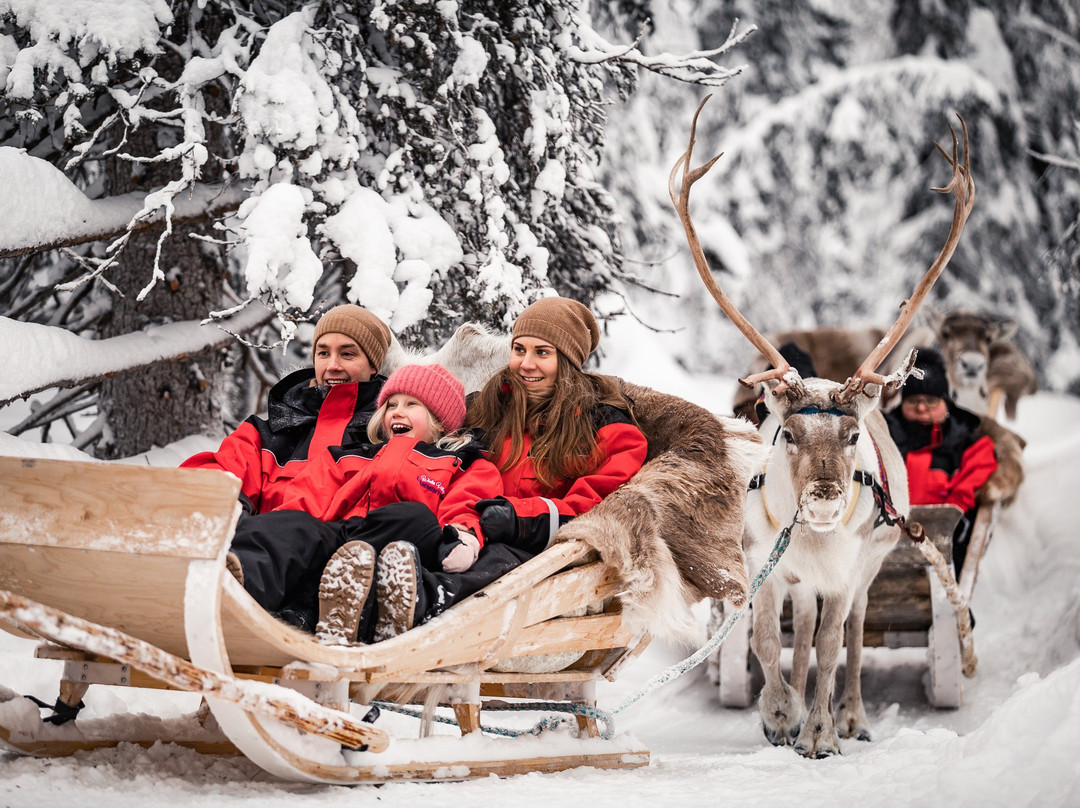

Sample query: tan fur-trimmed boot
[317,541,375,645]
[373,541,420,642]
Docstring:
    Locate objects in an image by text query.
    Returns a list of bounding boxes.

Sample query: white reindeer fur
[382,322,508,393]
[744,377,907,758]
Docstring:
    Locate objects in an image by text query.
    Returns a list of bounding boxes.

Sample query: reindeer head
[937,311,1017,395]
[669,97,974,531]
[761,378,880,532]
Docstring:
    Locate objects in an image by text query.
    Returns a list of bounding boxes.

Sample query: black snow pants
[230,501,457,631]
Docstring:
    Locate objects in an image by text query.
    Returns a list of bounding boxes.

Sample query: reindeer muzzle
[800,480,847,531]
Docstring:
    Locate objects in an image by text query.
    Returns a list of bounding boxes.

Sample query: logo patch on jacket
[418,474,446,495]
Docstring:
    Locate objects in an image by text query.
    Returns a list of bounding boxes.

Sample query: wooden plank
[0,589,389,753]
[0,727,241,758]
[0,457,241,559]
[517,562,622,628]
[479,681,595,700]
[958,501,1000,602]
[0,544,202,658]
[500,613,634,659]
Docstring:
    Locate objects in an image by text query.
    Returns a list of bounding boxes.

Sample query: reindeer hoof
[763,724,788,746]
[794,740,841,759]
[856,729,871,742]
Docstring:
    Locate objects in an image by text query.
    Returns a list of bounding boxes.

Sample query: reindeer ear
[923,305,945,335]
[851,384,883,420]
[759,379,785,418]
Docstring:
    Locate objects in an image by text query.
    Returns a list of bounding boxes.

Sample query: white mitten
[442,530,481,573]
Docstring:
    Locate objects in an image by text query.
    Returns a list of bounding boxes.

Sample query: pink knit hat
[378,364,466,433]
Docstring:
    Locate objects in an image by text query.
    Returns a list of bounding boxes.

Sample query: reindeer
[670,97,975,757]
[933,310,1037,420]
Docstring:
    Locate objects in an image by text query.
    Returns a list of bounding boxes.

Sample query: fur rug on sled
[552,382,766,644]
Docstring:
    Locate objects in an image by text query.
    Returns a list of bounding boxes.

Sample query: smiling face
[314,333,377,386]
[509,336,559,396]
[382,393,439,444]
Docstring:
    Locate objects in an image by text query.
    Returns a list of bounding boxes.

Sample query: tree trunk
[96,43,231,459]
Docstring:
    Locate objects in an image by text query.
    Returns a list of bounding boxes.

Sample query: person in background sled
[365,296,649,642]
[181,304,392,516]
[230,363,502,638]
[885,347,998,574]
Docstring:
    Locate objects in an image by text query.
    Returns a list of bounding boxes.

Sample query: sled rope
[376,516,796,741]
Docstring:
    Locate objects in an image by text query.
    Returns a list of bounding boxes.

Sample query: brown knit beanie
[312,305,392,371]
[511,297,600,369]
[378,364,467,433]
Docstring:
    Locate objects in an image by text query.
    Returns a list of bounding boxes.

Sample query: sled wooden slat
[0,457,242,659]
[0,456,240,560]
[0,457,651,782]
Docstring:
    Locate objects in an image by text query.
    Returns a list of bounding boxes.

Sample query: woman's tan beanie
[312,305,392,371]
[511,297,599,369]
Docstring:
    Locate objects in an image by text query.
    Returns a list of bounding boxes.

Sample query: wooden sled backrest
[0,456,242,658]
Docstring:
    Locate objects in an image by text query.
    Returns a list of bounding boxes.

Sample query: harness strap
[23,694,84,725]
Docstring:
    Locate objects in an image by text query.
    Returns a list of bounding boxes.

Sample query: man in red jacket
[885,347,998,573]
[181,304,392,516]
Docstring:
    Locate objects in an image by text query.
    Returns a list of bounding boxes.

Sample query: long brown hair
[465,352,634,490]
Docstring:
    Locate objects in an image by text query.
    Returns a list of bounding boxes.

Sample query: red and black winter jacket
[490,403,648,552]
[276,435,503,543]
[885,403,998,513]
[181,368,384,514]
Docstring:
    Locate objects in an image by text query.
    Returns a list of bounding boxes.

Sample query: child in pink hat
[226,364,503,643]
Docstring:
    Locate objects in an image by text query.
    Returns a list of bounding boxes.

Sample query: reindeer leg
[795,594,847,758]
[752,581,804,746]
[789,585,816,699]
[837,586,871,741]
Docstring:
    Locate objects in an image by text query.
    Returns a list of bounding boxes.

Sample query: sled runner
[0,455,651,783]
[712,504,968,709]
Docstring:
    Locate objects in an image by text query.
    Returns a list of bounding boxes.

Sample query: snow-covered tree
[601,0,1080,394]
[0,0,747,456]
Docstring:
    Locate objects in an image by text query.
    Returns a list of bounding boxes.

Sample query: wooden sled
[0,456,651,783]
[712,504,967,709]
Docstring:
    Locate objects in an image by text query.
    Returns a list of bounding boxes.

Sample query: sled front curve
[0,456,650,783]
[199,541,650,783]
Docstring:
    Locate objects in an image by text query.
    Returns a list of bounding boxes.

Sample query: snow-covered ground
[2,331,1079,806]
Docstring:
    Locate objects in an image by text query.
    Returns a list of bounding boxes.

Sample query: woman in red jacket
[885,347,998,573]
[229,363,502,638]
[364,296,649,641]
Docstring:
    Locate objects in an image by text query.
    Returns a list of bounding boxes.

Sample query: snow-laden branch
[0,305,274,406]
[569,17,755,87]
[0,147,245,259]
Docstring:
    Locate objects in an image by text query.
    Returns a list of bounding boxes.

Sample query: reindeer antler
[833,115,976,403]
[669,95,804,395]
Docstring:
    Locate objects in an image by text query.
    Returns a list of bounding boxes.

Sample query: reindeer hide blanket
[552,382,766,643]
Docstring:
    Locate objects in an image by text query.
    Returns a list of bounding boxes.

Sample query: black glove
[477,497,520,543]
